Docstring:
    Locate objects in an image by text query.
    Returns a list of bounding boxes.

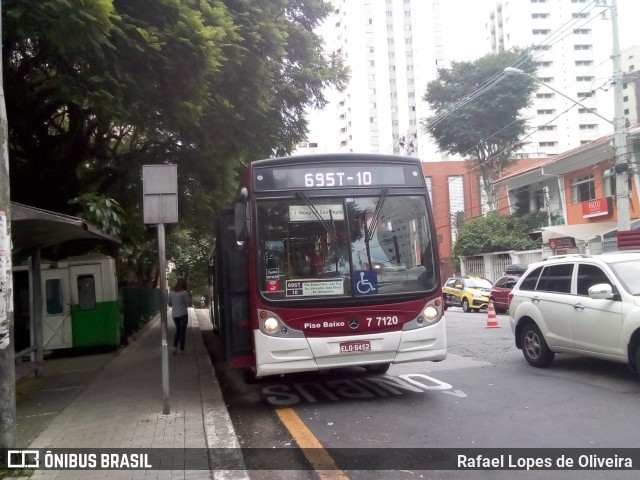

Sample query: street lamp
[503,66,631,231]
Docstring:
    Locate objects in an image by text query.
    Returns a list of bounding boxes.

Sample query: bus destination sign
[254,165,423,191]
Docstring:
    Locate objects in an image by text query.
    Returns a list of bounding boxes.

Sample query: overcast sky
[306,0,640,147]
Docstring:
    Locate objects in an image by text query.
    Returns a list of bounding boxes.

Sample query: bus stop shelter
[10,202,121,376]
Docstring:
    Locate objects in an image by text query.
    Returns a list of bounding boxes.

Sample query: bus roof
[250,153,420,168]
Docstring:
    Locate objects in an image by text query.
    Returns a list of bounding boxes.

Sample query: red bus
[211,153,446,379]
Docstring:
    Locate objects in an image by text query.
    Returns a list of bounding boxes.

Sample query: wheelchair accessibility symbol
[354,270,378,295]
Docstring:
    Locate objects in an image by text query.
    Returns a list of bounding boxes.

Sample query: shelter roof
[10,202,121,254]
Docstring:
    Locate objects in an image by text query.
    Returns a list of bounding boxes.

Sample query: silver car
[509,252,640,373]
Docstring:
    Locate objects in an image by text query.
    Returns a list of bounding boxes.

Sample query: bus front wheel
[243,367,260,384]
[365,363,391,374]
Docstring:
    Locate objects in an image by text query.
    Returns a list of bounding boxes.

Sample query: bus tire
[365,363,391,374]
[243,367,260,384]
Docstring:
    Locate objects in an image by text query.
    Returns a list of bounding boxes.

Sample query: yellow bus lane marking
[275,407,350,480]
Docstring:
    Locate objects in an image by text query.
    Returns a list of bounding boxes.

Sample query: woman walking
[168,277,191,354]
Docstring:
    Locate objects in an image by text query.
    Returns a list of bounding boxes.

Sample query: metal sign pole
[142,164,178,416]
[158,222,170,414]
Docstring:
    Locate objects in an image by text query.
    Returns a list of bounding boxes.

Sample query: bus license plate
[340,341,371,353]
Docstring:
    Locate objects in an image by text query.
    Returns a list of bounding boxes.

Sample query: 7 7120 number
[366,316,399,327]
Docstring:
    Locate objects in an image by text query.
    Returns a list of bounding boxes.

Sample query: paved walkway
[18,308,248,480]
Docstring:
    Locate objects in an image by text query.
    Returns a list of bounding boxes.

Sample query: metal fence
[121,287,161,338]
[460,249,545,282]
[459,239,628,282]
[602,238,618,253]
[492,254,512,280]
[464,256,485,278]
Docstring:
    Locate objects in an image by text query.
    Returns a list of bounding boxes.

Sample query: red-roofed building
[422,126,640,277]
[493,127,640,253]
[422,157,549,279]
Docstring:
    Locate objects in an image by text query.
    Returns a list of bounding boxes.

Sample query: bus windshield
[257,194,437,300]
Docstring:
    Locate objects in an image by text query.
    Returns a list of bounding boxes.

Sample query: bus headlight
[403,301,442,331]
[263,317,279,333]
[257,309,305,338]
[423,306,438,321]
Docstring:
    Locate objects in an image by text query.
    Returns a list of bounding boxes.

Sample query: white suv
[509,252,640,373]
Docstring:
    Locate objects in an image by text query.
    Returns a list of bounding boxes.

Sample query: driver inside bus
[304,243,324,276]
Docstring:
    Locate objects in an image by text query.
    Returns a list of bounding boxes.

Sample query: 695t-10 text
[304,171,373,187]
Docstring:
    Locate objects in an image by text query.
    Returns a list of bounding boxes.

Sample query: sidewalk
[18,308,249,480]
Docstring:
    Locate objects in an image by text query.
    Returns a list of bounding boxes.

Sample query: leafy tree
[423,49,537,210]
[166,226,212,298]
[452,213,539,258]
[3,0,347,284]
[69,193,124,237]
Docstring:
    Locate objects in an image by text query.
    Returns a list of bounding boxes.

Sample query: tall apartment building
[622,45,640,127]
[486,0,616,156]
[323,0,451,160]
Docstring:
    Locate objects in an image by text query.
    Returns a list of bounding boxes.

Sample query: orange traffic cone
[485,299,500,328]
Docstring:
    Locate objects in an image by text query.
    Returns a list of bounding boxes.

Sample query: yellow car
[442,276,493,313]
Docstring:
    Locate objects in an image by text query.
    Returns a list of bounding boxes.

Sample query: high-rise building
[486,0,616,156]
[621,45,640,127]
[320,0,453,160]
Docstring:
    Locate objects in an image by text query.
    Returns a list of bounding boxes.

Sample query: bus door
[217,209,253,366]
[41,268,72,350]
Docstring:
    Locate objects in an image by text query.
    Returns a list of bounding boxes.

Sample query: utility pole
[611,0,631,231]
[504,0,631,231]
[0,1,18,449]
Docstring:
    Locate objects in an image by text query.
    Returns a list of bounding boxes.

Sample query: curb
[191,309,250,480]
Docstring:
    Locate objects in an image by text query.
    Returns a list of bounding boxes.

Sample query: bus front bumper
[253,319,447,378]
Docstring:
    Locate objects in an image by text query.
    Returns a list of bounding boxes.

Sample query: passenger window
[519,267,543,291]
[494,278,506,288]
[505,279,517,289]
[45,279,64,315]
[577,264,611,296]
[538,264,573,294]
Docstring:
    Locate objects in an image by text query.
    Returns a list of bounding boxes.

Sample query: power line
[428,137,629,234]
[387,0,611,157]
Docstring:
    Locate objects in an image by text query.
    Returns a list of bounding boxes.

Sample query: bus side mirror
[234,187,249,243]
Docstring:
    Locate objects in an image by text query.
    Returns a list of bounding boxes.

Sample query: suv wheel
[521,322,555,368]
[462,298,471,313]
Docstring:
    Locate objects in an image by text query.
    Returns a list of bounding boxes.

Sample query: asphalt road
[202,307,640,480]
